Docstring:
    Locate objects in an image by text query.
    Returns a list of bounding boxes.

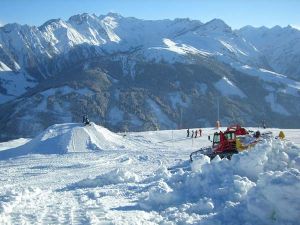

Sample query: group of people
[186,128,202,138]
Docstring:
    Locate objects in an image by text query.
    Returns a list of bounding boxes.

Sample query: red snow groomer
[190,125,258,161]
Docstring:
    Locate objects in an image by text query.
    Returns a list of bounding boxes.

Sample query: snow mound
[139,139,300,224]
[64,168,140,190]
[247,169,300,224]
[0,123,128,160]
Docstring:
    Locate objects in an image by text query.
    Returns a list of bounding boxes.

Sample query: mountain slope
[237,25,300,80]
[0,13,300,140]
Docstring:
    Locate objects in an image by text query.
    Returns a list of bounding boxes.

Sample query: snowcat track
[209,150,238,160]
[189,147,213,162]
[190,148,238,161]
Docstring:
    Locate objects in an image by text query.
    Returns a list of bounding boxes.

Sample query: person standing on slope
[199,128,202,137]
[195,130,198,138]
[191,130,194,138]
[82,114,91,126]
[187,128,190,137]
[85,116,90,125]
[262,120,266,129]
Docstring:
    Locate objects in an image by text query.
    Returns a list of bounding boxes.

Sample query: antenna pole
[180,108,183,129]
[216,97,221,129]
[217,97,220,122]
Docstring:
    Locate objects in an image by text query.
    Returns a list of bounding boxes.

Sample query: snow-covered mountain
[0,13,264,81]
[0,13,300,140]
[237,25,300,80]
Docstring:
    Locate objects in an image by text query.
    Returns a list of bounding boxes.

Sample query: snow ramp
[0,123,129,160]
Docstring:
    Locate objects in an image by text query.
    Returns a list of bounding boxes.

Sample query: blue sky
[0,0,299,29]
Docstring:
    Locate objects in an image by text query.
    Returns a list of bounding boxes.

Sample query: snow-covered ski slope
[0,123,299,225]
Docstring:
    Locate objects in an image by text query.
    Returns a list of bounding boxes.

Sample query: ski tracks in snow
[0,126,214,224]
[0,187,113,225]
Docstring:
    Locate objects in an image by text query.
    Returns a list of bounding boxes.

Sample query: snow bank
[138,139,300,224]
[64,168,140,190]
[247,169,300,224]
[0,123,129,160]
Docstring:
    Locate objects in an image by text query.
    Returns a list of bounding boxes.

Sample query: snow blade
[190,147,238,161]
[190,146,213,162]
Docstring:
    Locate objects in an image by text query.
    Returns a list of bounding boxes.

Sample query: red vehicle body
[212,125,248,153]
[190,125,249,161]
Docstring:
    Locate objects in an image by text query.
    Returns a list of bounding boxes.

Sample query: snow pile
[64,168,140,190]
[247,169,300,224]
[0,123,130,160]
[138,139,300,224]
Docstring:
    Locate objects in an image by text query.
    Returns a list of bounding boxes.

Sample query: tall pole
[172,129,174,148]
[216,97,220,129]
[179,108,183,129]
[217,97,220,122]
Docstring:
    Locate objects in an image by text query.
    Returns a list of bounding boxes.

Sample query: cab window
[225,132,235,140]
[213,133,220,144]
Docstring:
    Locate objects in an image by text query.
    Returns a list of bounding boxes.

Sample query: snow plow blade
[190,147,211,162]
[190,147,238,161]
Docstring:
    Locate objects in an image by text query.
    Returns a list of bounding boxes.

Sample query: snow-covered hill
[0,123,299,224]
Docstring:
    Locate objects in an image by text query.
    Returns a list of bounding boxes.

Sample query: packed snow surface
[0,123,299,225]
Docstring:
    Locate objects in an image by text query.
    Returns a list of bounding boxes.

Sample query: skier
[187,129,190,137]
[199,128,202,137]
[195,130,198,138]
[191,130,194,138]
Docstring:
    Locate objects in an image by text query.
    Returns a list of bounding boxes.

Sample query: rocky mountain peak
[105,12,123,19]
[39,18,67,30]
[203,18,232,32]
[68,13,99,25]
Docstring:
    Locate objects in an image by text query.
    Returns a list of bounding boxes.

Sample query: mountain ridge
[0,13,300,140]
